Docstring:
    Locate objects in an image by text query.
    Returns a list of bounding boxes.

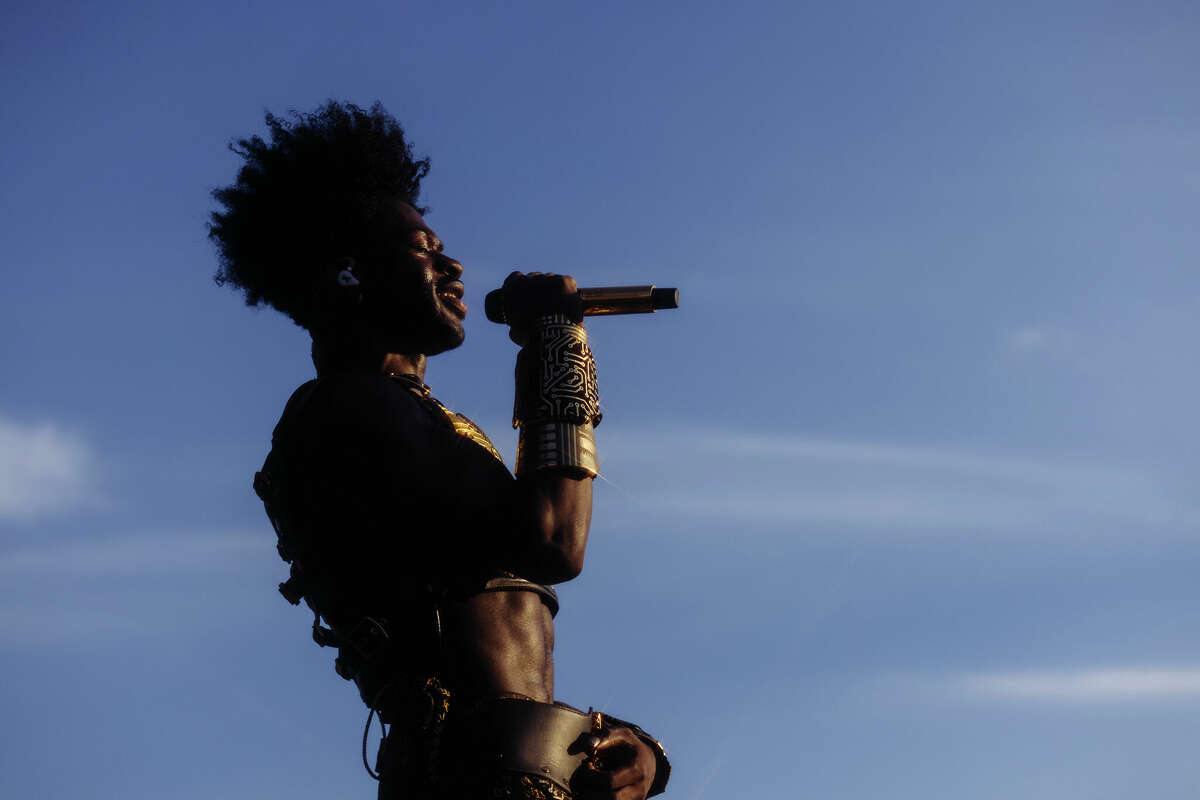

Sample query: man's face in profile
[361,198,467,356]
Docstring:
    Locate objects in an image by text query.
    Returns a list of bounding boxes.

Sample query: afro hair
[208,100,430,330]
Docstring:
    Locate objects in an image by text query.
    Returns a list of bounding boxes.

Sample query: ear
[334,256,359,287]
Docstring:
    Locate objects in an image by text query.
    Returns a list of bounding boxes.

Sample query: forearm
[509,469,592,582]
[509,312,601,582]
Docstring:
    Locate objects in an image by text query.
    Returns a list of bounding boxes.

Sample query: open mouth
[438,281,467,315]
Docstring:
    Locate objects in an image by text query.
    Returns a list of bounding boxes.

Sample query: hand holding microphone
[485,271,680,326]
[500,271,679,477]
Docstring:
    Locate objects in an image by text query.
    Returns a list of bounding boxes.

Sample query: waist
[443,587,556,701]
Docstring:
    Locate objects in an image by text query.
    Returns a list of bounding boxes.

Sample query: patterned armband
[512,314,601,429]
[513,314,601,478]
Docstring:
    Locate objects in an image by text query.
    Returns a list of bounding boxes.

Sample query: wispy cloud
[0,530,265,577]
[0,606,145,645]
[604,430,1186,533]
[1005,325,1074,356]
[0,530,275,647]
[0,416,96,519]
[648,488,1040,528]
[683,432,1132,486]
[962,668,1200,702]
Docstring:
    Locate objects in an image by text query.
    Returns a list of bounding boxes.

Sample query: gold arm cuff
[516,421,598,478]
[512,315,601,429]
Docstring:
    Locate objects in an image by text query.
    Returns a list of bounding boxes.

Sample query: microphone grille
[650,287,680,310]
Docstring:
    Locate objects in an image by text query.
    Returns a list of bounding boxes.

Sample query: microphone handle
[484,285,679,324]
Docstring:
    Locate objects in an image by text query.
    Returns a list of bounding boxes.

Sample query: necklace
[383,372,504,464]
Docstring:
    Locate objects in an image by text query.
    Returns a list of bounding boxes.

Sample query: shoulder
[275,373,437,442]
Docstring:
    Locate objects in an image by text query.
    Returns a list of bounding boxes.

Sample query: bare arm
[510,470,593,583]
[502,271,599,584]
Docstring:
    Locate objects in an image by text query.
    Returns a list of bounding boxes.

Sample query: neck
[381,352,427,381]
[311,336,427,381]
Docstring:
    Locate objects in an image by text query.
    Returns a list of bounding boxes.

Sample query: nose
[438,254,463,281]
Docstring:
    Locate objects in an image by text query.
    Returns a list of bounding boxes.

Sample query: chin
[383,307,465,356]
[426,326,466,356]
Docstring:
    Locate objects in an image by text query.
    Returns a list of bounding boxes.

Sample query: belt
[445,697,599,793]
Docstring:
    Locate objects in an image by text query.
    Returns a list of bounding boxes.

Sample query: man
[209,101,669,800]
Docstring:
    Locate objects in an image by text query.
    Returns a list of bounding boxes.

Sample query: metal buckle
[346,616,390,663]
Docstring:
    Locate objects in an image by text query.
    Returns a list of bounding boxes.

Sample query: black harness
[251,374,557,716]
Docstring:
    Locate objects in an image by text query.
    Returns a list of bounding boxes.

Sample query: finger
[574,757,649,800]
[592,728,640,760]
[573,762,615,792]
[605,750,648,783]
[578,771,644,800]
[591,728,657,799]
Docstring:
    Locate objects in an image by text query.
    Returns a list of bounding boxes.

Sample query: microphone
[484,285,680,324]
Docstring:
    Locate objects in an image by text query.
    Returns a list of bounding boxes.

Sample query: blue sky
[3,1,1199,797]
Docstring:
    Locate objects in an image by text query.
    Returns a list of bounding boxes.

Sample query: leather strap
[449,698,596,793]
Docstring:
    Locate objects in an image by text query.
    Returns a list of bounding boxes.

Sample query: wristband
[512,314,601,478]
[513,314,601,429]
[515,420,598,478]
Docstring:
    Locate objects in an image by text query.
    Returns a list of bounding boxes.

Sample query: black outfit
[255,371,666,799]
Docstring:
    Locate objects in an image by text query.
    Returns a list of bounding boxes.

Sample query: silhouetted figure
[210,101,669,799]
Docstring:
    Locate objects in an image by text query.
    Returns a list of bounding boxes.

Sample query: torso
[270,371,557,704]
[444,590,555,702]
